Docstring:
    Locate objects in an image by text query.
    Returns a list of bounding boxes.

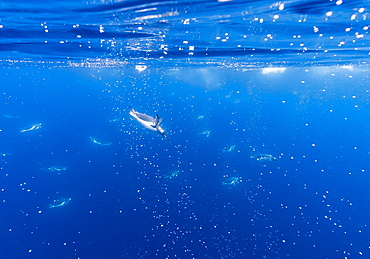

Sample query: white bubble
[135,65,147,72]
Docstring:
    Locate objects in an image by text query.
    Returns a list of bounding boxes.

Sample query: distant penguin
[129,107,166,138]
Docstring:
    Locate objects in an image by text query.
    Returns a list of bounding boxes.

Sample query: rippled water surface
[1,0,370,67]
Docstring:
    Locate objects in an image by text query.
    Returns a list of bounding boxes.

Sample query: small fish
[250,153,279,162]
[20,123,42,133]
[49,198,72,208]
[90,137,112,146]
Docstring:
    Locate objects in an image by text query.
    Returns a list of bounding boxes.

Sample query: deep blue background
[0,66,369,258]
[1,0,370,258]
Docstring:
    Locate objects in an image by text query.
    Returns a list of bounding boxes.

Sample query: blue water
[1,0,370,258]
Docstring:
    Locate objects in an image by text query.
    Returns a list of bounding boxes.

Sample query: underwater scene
[1,0,370,258]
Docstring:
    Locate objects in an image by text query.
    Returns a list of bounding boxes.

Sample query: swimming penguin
[129,107,166,138]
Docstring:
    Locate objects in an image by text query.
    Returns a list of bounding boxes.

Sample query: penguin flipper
[154,114,162,127]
